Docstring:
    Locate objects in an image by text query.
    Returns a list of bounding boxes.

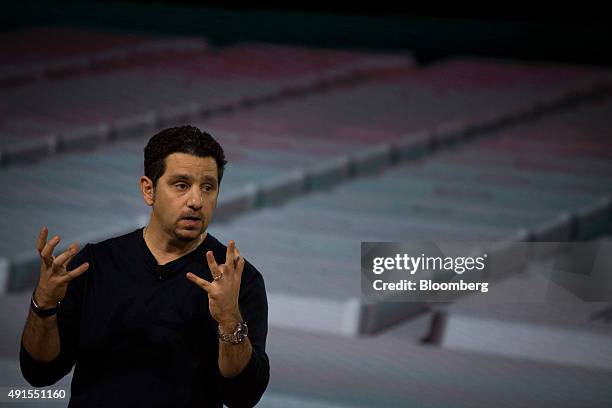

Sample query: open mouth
[182,216,201,221]
[181,216,202,225]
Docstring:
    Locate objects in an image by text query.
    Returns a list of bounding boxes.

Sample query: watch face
[218,322,248,343]
[236,322,248,338]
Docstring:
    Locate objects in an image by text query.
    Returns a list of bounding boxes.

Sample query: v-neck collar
[137,227,212,278]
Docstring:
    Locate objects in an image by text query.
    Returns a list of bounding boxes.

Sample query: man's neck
[143,223,206,265]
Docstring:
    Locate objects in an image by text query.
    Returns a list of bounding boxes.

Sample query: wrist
[31,291,60,318]
[217,312,243,333]
[33,287,59,310]
[218,321,248,344]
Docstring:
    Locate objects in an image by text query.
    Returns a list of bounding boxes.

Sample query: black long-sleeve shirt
[20,228,269,407]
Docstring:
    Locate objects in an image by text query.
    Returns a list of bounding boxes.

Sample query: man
[20,126,269,407]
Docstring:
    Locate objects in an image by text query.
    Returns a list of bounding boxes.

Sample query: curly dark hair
[144,126,227,187]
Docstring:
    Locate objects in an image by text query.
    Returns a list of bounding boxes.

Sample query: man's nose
[188,188,203,209]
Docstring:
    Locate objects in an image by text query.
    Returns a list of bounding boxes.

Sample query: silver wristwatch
[218,322,248,344]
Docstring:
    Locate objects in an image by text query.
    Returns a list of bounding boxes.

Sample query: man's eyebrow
[168,174,193,182]
[202,175,218,185]
[168,174,218,185]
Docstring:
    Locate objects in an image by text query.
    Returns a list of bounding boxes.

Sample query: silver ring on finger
[213,272,224,281]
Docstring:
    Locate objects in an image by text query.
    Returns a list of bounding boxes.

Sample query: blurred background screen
[0,2,611,407]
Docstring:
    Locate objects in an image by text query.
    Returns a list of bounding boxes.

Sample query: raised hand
[186,240,245,325]
[34,227,89,309]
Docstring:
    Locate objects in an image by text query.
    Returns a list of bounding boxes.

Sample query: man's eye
[175,183,188,190]
[203,185,214,192]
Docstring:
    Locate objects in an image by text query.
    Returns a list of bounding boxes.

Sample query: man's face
[150,152,219,242]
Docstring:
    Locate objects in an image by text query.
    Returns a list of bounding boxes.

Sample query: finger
[186,272,212,293]
[236,255,245,278]
[36,227,48,254]
[60,262,89,282]
[40,235,61,261]
[225,240,235,267]
[53,244,79,268]
[232,246,241,270]
[206,251,221,276]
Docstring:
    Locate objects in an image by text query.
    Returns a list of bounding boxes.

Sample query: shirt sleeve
[20,245,89,387]
[220,264,270,407]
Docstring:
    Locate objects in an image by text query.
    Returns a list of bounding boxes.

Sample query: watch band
[218,322,248,344]
[30,292,60,318]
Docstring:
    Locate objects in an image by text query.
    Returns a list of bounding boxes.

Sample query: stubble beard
[173,223,206,242]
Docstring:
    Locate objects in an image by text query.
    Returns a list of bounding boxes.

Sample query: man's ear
[140,176,155,206]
